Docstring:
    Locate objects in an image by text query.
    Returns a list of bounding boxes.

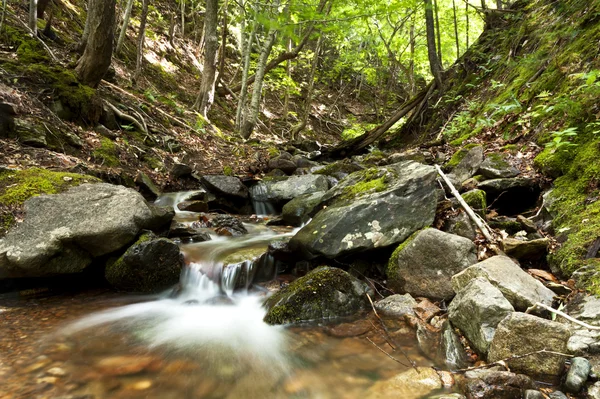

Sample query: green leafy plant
[545,127,579,151]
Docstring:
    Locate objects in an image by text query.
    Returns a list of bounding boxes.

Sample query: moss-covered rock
[445,144,482,171]
[105,232,183,292]
[478,153,520,179]
[461,189,487,217]
[93,137,120,167]
[263,266,371,325]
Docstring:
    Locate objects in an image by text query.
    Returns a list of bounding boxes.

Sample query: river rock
[588,382,600,399]
[135,171,161,199]
[460,369,534,399]
[0,184,173,278]
[478,177,541,215]
[443,211,477,240]
[524,390,546,399]
[170,163,193,178]
[451,255,555,311]
[374,294,417,317]
[252,175,329,206]
[548,392,568,399]
[488,312,572,377]
[564,357,590,393]
[268,157,297,175]
[211,215,248,236]
[478,153,520,179]
[263,266,371,324]
[177,200,209,213]
[281,191,326,226]
[502,237,549,261]
[200,175,249,198]
[290,161,438,259]
[441,321,468,370]
[105,232,184,292]
[445,145,484,184]
[387,228,477,300]
[564,295,600,354]
[448,278,514,355]
[313,160,365,180]
[366,367,442,399]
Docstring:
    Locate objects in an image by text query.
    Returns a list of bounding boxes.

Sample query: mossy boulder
[313,160,364,180]
[290,161,438,259]
[478,153,520,179]
[105,232,183,292]
[263,266,371,325]
[461,189,487,217]
[445,144,484,184]
[281,191,326,226]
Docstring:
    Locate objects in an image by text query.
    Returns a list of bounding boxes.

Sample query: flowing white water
[249,182,277,216]
[62,228,293,369]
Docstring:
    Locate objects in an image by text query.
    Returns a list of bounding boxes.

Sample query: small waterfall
[154,191,206,221]
[249,182,277,216]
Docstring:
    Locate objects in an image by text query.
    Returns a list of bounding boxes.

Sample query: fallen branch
[366,337,410,367]
[527,302,600,331]
[456,349,572,373]
[435,164,495,243]
[104,101,146,134]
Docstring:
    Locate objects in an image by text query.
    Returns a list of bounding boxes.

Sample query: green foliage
[93,137,120,167]
[545,127,579,151]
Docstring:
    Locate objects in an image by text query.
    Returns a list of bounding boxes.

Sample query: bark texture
[75,0,116,88]
[134,0,149,81]
[196,0,219,117]
[115,0,135,54]
[424,0,443,88]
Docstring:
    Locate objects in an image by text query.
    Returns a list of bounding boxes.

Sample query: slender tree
[29,0,37,34]
[452,0,460,59]
[235,2,258,130]
[76,0,116,87]
[195,0,219,116]
[115,0,135,54]
[433,0,442,66]
[424,0,442,87]
[134,0,149,81]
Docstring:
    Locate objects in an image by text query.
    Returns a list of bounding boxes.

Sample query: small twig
[527,302,600,331]
[7,11,59,62]
[435,164,495,243]
[455,349,573,373]
[366,337,410,367]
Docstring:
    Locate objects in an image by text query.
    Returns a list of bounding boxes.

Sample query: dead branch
[527,302,600,331]
[104,101,146,134]
[435,164,495,244]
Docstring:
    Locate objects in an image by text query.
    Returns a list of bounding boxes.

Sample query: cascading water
[249,182,277,216]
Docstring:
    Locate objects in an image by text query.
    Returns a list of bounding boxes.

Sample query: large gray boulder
[478,153,520,179]
[105,232,183,292]
[200,175,249,198]
[251,175,329,205]
[445,145,484,185]
[0,184,173,278]
[488,312,572,377]
[374,294,417,318]
[387,228,477,300]
[281,191,326,226]
[290,161,438,259]
[460,369,535,399]
[452,255,555,311]
[448,277,514,355]
[263,266,371,325]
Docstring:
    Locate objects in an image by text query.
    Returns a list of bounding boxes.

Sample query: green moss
[267,147,280,158]
[142,155,164,171]
[534,147,575,178]
[16,40,49,63]
[501,144,519,153]
[93,137,120,167]
[445,144,481,170]
[386,229,423,283]
[263,266,362,325]
[223,165,234,176]
[340,168,388,201]
[0,168,100,206]
[461,189,487,216]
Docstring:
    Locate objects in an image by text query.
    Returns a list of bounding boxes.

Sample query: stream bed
[0,193,446,399]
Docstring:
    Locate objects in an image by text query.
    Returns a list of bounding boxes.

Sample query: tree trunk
[496,0,503,9]
[452,0,460,59]
[290,35,322,140]
[235,9,257,130]
[181,0,185,37]
[168,12,176,46]
[37,0,50,18]
[75,0,116,87]
[29,0,37,35]
[424,0,442,88]
[465,1,469,48]
[409,19,415,95]
[115,0,134,54]
[434,0,442,66]
[134,0,149,81]
[240,23,278,139]
[0,0,8,34]
[195,0,219,117]
[217,0,228,79]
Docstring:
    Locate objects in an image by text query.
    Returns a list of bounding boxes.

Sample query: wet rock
[252,175,329,205]
[281,191,326,226]
[177,200,209,213]
[201,175,249,198]
[502,237,549,261]
[135,171,161,199]
[211,215,248,236]
[374,294,417,317]
[488,312,571,377]
[95,355,160,376]
[264,266,371,324]
[451,255,555,311]
[443,211,477,240]
[105,232,184,292]
[448,277,514,355]
[445,145,484,184]
[460,369,534,399]
[268,157,297,174]
[387,228,477,300]
[564,356,590,393]
[366,367,442,399]
[547,391,568,399]
[478,153,520,179]
[478,177,541,215]
[523,390,545,399]
[440,321,468,370]
[290,161,438,259]
[171,163,193,178]
[0,184,173,278]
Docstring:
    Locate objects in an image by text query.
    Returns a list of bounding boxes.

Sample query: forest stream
[0,192,446,399]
